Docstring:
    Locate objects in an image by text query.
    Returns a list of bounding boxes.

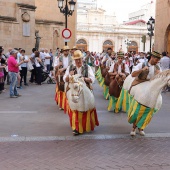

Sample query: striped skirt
[108,96,118,111]
[55,85,68,113]
[128,98,158,130]
[116,88,158,130]
[95,67,104,87]
[103,84,109,100]
[115,88,133,113]
[68,108,99,134]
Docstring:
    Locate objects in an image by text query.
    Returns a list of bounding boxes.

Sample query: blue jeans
[8,72,18,96]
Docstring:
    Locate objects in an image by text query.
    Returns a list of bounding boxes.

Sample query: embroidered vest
[113,63,125,73]
[69,64,88,78]
[59,55,72,68]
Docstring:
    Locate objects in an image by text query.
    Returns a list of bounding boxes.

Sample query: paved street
[0,81,170,170]
[0,80,170,137]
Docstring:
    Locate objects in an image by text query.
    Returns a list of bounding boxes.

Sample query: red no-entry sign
[62,28,72,39]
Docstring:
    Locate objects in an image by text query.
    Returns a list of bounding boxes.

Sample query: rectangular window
[23,22,30,37]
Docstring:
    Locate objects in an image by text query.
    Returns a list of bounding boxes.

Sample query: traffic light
[141,35,146,43]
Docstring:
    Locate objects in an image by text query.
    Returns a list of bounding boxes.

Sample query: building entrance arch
[103,40,114,52]
[128,41,138,54]
[76,39,87,51]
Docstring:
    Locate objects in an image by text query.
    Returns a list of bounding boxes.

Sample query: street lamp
[57,0,76,45]
[124,39,131,52]
[147,16,155,54]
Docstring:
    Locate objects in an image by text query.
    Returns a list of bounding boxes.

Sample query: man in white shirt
[55,46,72,110]
[160,52,170,92]
[63,50,95,88]
[40,48,45,62]
[63,50,98,136]
[109,53,130,79]
[137,52,148,64]
[44,49,51,72]
[160,51,170,71]
[102,48,112,65]
[132,51,161,80]
[6,48,12,58]
[129,51,162,136]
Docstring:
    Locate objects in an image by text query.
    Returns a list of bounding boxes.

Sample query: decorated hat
[63,46,70,51]
[117,52,124,58]
[72,50,83,60]
[72,46,77,50]
[151,51,162,58]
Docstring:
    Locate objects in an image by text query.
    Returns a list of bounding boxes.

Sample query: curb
[1,133,170,142]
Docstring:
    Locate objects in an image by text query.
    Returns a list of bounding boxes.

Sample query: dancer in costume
[85,51,94,67]
[101,48,115,99]
[94,55,100,72]
[55,46,72,111]
[63,50,99,135]
[128,51,162,136]
[108,52,130,111]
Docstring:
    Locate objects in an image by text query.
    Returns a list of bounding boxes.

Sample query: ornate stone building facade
[76,0,154,53]
[155,0,170,53]
[0,0,77,53]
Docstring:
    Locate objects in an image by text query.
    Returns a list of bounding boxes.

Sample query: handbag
[27,60,34,71]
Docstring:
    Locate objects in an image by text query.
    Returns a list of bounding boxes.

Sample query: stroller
[41,70,56,84]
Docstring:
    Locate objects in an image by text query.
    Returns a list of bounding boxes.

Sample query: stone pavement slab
[0,138,170,170]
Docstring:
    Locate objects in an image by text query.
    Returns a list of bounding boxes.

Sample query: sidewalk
[0,138,170,170]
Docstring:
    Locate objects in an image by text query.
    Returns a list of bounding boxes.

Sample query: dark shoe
[15,94,22,97]
[17,86,22,89]
[24,83,29,86]
[10,95,18,98]
[72,130,79,136]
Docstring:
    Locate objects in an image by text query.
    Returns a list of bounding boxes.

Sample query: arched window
[130,41,138,46]
[103,40,113,46]
[103,40,114,52]
[76,39,87,51]
[128,41,138,54]
[76,39,87,45]
[53,30,59,50]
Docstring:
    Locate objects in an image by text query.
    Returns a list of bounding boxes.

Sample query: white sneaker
[139,130,145,136]
[130,129,136,136]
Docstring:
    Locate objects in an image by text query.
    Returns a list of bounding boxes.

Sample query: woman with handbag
[35,51,42,85]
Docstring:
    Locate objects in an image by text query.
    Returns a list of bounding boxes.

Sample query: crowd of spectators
[0,46,54,97]
[0,45,170,97]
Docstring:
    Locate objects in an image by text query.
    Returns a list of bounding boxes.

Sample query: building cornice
[16,3,37,11]
[0,16,17,22]
[35,19,64,25]
[77,30,147,36]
